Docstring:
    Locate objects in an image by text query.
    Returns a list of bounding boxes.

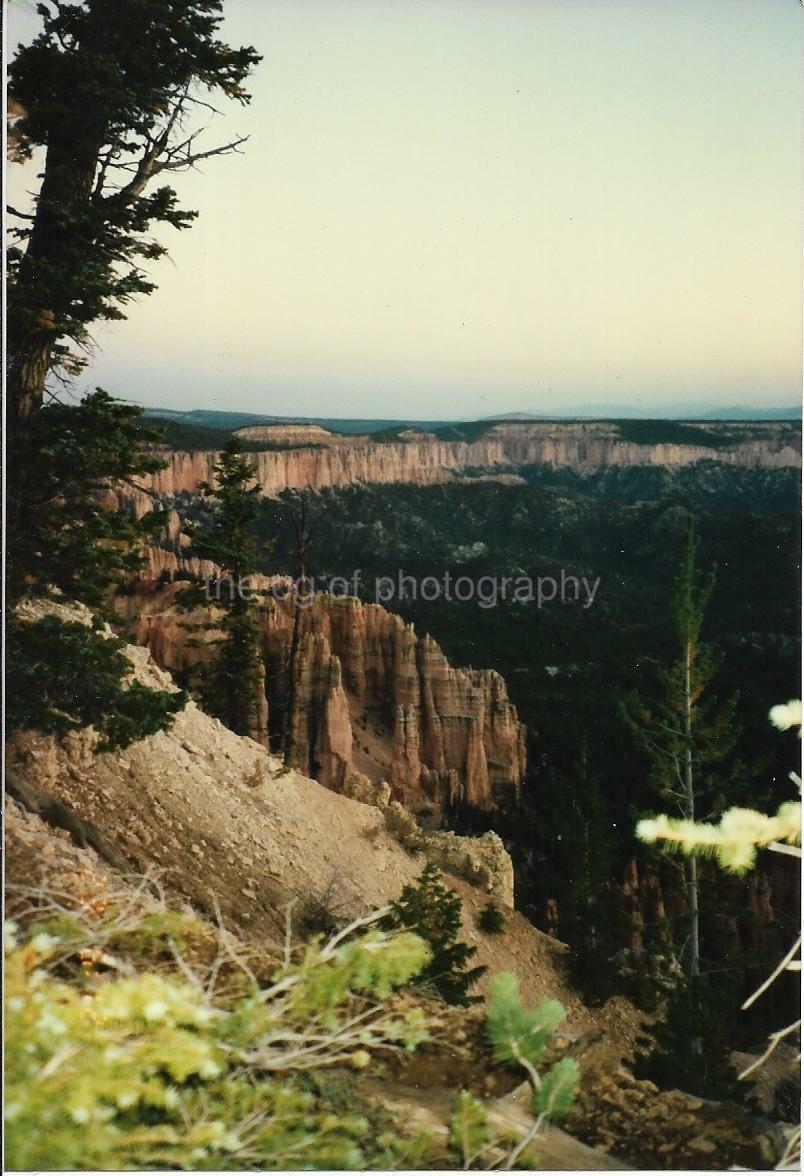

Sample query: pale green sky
[8,0,803,418]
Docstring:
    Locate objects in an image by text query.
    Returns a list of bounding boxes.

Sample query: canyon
[107,421,800,1004]
[118,420,801,514]
[5,600,527,975]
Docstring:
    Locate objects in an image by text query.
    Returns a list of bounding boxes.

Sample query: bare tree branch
[742,934,802,1010]
[158,133,249,173]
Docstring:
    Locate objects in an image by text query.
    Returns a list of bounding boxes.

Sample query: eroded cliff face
[142,543,217,582]
[265,594,527,810]
[116,421,801,514]
[114,582,526,813]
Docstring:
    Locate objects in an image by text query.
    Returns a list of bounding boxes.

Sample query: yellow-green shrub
[4,914,432,1170]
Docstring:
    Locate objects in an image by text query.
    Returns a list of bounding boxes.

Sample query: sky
[7,0,802,419]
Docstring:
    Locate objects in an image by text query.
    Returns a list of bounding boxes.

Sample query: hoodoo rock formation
[114,582,527,813]
[265,594,527,810]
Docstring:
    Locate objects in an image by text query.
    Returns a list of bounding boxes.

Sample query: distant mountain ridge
[694,405,802,421]
[485,405,801,421]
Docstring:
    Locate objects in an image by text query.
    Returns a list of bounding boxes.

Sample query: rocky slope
[6,600,573,1016]
[5,786,784,1173]
[114,581,526,813]
[116,421,801,513]
[6,599,791,1169]
[8,780,783,1171]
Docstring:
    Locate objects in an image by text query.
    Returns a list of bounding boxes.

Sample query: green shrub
[632,972,750,1104]
[5,887,583,1171]
[4,909,434,1171]
[6,614,186,750]
[449,973,580,1169]
[477,902,505,934]
[448,1091,492,1167]
[381,863,486,1006]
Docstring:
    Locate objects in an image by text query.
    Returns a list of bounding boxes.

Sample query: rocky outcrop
[113,583,526,813]
[116,421,801,513]
[234,423,339,447]
[563,1039,784,1169]
[359,794,515,906]
[424,828,515,908]
[484,420,801,471]
[141,544,218,583]
[284,629,354,792]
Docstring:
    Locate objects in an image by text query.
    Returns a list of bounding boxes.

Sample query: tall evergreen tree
[548,742,625,1004]
[5,389,190,751]
[184,441,268,739]
[5,3,260,753]
[633,972,748,1104]
[622,518,744,977]
[7,0,259,421]
[7,389,166,606]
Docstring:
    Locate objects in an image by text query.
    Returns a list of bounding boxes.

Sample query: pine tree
[6,389,191,750]
[637,713,800,1122]
[546,741,624,1004]
[622,517,744,977]
[190,441,263,584]
[7,613,186,750]
[7,389,167,606]
[485,973,578,1165]
[184,441,269,738]
[633,972,749,1104]
[7,0,259,422]
[381,864,487,1006]
[6,3,260,752]
[477,902,506,935]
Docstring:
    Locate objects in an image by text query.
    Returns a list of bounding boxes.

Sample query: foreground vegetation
[5,878,577,1171]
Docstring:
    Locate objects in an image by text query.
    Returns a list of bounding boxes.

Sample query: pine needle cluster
[4,904,434,1171]
[637,802,801,874]
[447,973,578,1168]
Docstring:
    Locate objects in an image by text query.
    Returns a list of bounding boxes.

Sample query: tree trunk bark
[7,129,105,422]
[683,639,700,978]
[7,340,53,423]
[686,854,700,977]
[282,574,309,770]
